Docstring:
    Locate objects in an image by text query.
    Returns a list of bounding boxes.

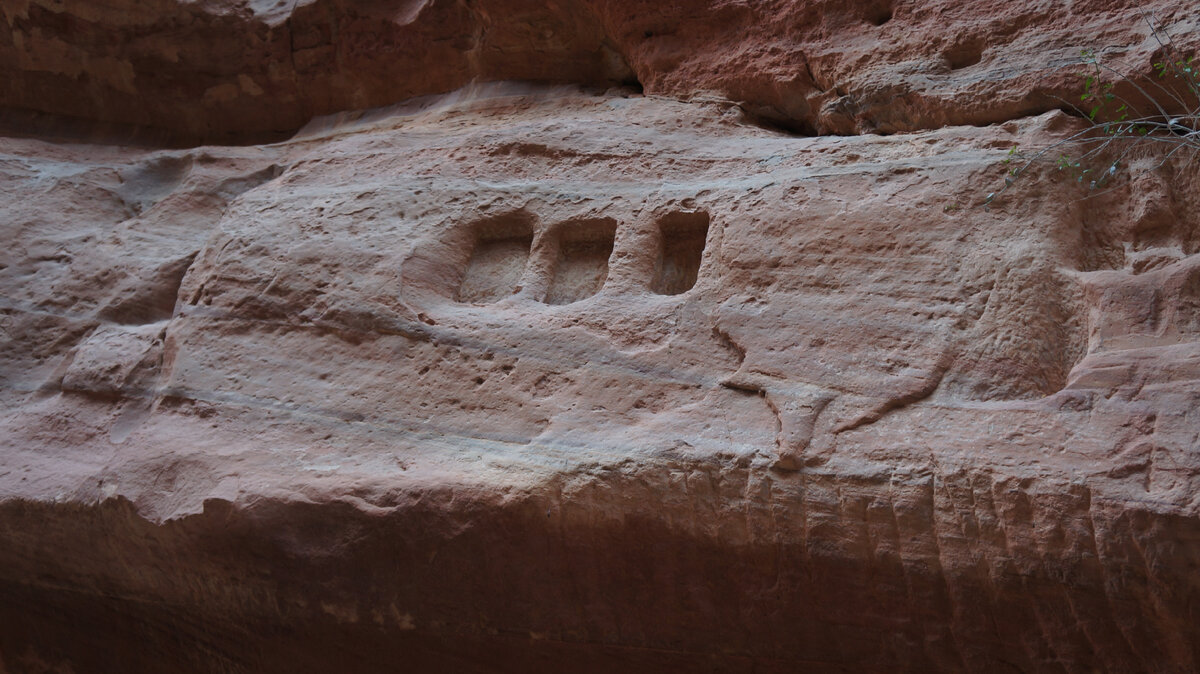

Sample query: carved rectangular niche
[651,211,709,295]
[544,218,617,305]
[456,215,534,304]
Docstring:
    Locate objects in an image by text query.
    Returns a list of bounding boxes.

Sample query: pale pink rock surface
[1,2,1200,672]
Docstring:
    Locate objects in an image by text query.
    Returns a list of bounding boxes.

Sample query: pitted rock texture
[4,3,1200,672]
[3,86,1200,672]
[2,0,1198,143]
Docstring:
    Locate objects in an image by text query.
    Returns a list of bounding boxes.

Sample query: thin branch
[987,14,1197,209]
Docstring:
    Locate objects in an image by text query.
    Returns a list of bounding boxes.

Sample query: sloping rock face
[2,2,1200,673]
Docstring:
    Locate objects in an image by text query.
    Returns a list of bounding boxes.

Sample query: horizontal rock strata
[2,3,1200,672]
[2,0,1197,143]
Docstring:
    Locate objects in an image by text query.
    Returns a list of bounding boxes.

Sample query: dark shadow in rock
[864,0,894,26]
[214,164,285,201]
[944,39,985,70]
[98,253,198,325]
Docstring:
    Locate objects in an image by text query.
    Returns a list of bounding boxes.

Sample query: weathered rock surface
[2,2,1200,673]
[2,0,1197,143]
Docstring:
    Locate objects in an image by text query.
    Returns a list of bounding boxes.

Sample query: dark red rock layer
[2,0,1196,143]
[3,473,1198,673]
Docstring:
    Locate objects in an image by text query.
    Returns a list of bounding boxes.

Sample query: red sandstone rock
[2,3,1200,673]
[2,0,1197,143]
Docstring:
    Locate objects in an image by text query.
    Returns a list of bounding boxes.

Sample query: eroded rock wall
[2,3,1200,673]
[3,0,1197,142]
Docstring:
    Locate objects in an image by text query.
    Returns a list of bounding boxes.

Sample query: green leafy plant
[986,14,1198,207]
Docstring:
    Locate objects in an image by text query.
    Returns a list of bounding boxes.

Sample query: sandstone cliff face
[3,0,1196,142]
[2,1,1200,673]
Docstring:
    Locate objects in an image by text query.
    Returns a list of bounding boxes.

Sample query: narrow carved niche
[944,38,984,70]
[456,215,534,304]
[864,0,894,26]
[544,219,617,305]
[651,211,710,295]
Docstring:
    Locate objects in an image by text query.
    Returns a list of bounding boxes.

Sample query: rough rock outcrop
[2,2,1200,673]
[2,0,1197,142]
